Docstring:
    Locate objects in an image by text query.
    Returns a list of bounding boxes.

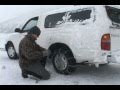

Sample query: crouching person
[19,26,50,80]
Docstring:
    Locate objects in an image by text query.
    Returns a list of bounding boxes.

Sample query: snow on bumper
[74,50,117,65]
[93,51,118,64]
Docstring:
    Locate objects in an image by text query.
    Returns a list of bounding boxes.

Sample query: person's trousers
[22,59,50,80]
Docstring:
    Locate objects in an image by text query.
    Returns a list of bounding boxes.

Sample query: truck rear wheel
[52,47,76,75]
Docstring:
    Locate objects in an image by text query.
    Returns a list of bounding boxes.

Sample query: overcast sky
[0,5,70,22]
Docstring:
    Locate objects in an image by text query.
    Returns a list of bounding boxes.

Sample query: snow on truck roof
[42,5,120,16]
[42,5,103,15]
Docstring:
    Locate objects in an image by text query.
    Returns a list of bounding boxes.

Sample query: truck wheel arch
[48,43,74,57]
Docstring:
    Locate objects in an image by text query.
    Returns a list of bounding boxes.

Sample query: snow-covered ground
[1,50,120,85]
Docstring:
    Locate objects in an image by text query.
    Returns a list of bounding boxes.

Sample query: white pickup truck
[5,5,120,74]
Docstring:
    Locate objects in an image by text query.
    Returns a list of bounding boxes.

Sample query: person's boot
[22,71,28,78]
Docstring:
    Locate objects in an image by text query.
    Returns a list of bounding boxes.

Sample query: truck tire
[6,42,18,59]
[52,47,76,75]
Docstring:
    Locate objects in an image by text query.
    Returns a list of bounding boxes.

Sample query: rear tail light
[101,34,111,51]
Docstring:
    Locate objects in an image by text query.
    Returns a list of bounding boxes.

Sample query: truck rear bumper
[74,50,118,65]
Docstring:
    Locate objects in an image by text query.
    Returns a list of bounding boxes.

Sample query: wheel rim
[54,53,68,71]
[8,46,15,57]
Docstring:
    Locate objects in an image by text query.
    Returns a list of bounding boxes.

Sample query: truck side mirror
[15,28,22,33]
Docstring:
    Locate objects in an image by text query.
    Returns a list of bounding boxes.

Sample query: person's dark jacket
[19,34,47,70]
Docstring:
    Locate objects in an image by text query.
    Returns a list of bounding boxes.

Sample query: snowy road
[1,50,120,85]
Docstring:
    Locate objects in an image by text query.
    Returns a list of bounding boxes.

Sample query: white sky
[0,5,70,22]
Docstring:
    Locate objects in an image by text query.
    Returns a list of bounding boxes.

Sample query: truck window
[69,10,91,22]
[44,8,95,28]
[105,6,120,28]
[45,12,66,28]
[23,17,39,31]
